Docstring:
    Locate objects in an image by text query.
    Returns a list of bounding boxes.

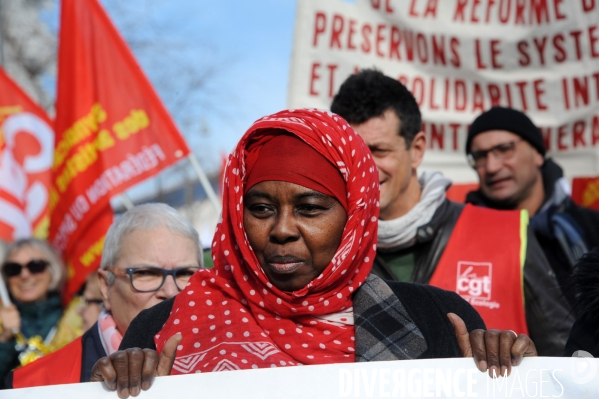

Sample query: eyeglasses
[467,139,523,168]
[2,259,50,277]
[106,266,200,292]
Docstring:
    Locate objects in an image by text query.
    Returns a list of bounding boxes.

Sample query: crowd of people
[6,204,203,387]
[0,69,597,396]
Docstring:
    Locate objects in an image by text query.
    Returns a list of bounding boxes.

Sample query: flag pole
[119,194,134,210]
[0,2,4,68]
[0,275,20,336]
[0,274,11,306]
[188,153,221,214]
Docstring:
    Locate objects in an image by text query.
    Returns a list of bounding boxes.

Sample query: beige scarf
[378,171,451,251]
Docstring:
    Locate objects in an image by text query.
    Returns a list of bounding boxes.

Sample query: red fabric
[156,109,379,373]
[445,183,479,203]
[572,177,599,210]
[429,204,529,334]
[52,0,190,300]
[246,132,348,210]
[0,67,54,242]
[12,337,83,388]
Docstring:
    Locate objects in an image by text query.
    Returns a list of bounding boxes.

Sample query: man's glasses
[2,259,50,277]
[106,266,200,292]
[467,139,523,168]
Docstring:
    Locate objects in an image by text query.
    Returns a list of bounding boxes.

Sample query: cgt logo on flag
[456,262,492,300]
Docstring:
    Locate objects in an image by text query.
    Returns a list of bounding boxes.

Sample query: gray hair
[100,204,203,281]
[3,238,67,292]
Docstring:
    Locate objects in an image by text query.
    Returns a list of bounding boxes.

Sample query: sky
[41,0,298,202]
[142,0,298,162]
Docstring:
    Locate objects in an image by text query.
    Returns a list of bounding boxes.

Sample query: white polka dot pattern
[156,109,379,375]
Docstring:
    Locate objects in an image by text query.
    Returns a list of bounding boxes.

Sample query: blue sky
[41,0,298,200]
[143,0,297,165]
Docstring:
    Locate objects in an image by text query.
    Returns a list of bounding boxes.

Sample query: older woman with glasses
[0,238,66,388]
[7,203,203,388]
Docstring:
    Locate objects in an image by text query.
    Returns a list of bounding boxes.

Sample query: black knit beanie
[466,106,546,156]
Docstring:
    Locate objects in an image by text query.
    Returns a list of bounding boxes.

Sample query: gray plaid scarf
[353,274,427,361]
[378,171,451,251]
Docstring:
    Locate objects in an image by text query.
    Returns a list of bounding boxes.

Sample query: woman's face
[244,181,347,292]
[4,246,53,303]
[78,276,103,332]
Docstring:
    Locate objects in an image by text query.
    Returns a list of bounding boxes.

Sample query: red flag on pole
[0,68,54,242]
[51,0,191,299]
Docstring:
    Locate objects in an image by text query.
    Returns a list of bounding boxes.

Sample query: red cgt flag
[50,0,191,299]
[0,68,54,242]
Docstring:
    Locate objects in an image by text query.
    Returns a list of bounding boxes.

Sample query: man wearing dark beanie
[465,106,599,308]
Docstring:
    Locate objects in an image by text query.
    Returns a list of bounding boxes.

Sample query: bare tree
[98,0,228,204]
[100,0,229,144]
[0,0,56,111]
[2,0,228,152]
[2,0,226,207]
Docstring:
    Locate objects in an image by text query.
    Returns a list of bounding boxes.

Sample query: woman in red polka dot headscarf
[91,109,537,396]
[157,108,381,370]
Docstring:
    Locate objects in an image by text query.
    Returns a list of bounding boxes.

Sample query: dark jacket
[372,198,574,356]
[466,159,599,307]
[121,275,485,361]
[564,248,599,357]
[0,293,63,389]
[565,318,599,357]
[6,321,106,388]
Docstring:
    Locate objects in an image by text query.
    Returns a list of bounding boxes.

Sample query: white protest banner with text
[4,357,598,398]
[288,0,599,182]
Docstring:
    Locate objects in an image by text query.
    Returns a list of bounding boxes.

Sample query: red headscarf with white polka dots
[156,109,379,373]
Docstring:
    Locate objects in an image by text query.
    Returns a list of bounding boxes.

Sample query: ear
[533,151,544,168]
[97,269,112,312]
[409,131,427,170]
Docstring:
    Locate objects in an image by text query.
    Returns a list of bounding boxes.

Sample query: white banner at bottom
[4,356,598,398]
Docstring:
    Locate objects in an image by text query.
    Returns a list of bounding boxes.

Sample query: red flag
[445,183,479,203]
[51,0,191,299]
[572,177,599,210]
[0,68,54,241]
[63,207,114,303]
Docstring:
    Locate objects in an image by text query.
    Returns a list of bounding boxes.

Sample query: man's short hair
[331,69,421,147]
[100,203,203,280]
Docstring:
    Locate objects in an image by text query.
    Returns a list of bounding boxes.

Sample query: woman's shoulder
[384,280,486,331]
[386,280,459,300]
[17,292,63,336]
[119,298,175,351]
[138,297,176,323]
[354,275,484,360]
